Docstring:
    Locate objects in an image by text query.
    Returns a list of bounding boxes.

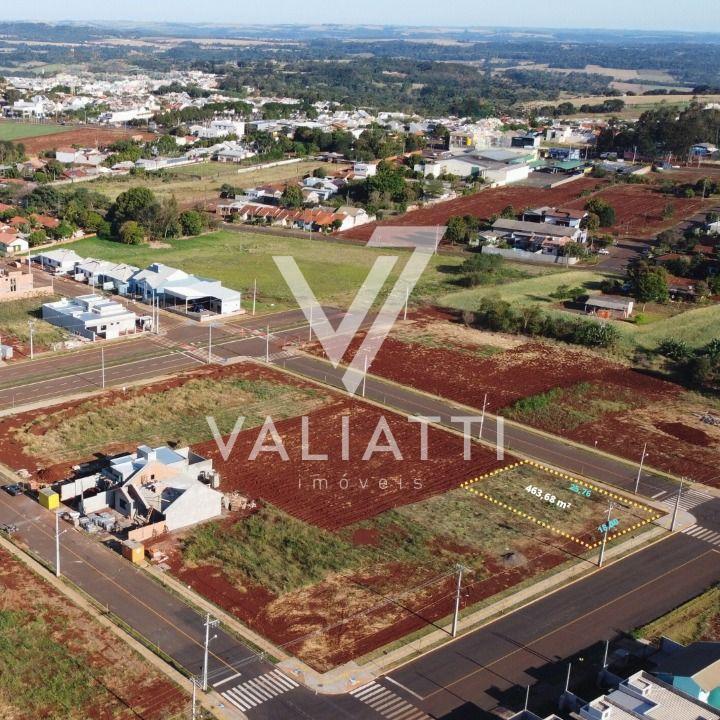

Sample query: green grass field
[85,159,341,204]
[0,121,74,142]
[0,295,67,347]
[65,231,465,312]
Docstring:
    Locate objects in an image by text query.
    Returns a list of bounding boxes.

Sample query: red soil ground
[564,183,710,238]
[339,177,602,242]
[18,127,155,154]
[305,313,720,484]
[195,395,508,530]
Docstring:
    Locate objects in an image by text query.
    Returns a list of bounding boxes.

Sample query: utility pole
[101,347,105,389]
[479,393,488,440]
[202,614,219,691]
[28,321,35,360]
[252,278,257,316]
[191,676,198,720]
[208,324,213,364]
[403,284,409,321]
[598,501,615,568]
[55,512,66,577]
[265,325,270,363]
[308,304,313,342]
[671,476,685,532]
[451,564,464,637]
[634,442,648,494]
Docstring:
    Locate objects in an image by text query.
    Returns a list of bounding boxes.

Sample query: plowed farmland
[564,183,710,238]
[340,177,601,241]
[194,395,507,529]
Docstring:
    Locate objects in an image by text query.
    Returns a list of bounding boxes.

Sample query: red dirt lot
[195,395,508,530]
[18,127,155,154]
[340,177,602,241]
[564,183,710,238]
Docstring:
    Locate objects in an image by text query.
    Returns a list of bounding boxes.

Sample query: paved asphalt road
[2,297,720,719]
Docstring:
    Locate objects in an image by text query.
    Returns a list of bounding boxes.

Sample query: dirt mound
[656,421,714,447]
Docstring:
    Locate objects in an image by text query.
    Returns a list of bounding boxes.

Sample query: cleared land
[64,231,465,312]
[637,584,720,644]
[15,126,155,155]
[85,159,346,205]
[307,312,720,485]
[0,547,187,720]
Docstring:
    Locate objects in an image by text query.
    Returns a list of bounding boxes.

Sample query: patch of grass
[0,121,74,142]
[503,382,640,432]
[18,376,328,462]
[64,232,464,313]
[0,294,67,346]
[636,585,720,644]
[0,609,96,717]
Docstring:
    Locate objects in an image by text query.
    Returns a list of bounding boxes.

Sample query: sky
[6,0,720,33]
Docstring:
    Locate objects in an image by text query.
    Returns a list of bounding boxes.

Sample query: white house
[34,249,84,274]
[42,295,137,340]
[0,234,29,257]
[353,162,378,178]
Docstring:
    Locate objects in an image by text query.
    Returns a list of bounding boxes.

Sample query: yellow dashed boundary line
[460,460,662,551]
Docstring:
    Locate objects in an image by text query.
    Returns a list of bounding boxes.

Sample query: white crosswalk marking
[350,681,430,719]
[683,524,720,547]
[218,669,299,713]
[660,489,714,512]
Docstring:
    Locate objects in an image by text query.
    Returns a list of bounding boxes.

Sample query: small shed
[585,295,634,319]
[38,487,59,510]
[121,539,145,565]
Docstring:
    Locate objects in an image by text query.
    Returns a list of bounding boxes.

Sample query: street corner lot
[461,460,664,552]
[0,546,187,720]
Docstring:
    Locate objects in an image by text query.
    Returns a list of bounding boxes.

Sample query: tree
[27,230,46,247]
[118,221,145,245]
[179,210,204,237]
[627,261,669,304]
[110,187,159,234]
[585,198,616,227]
[367,161,407,202]
[154,196,181,239]
[444,216,467,245]
[499,205,516,219]
[581,212,600,232]
[281,184,303,209]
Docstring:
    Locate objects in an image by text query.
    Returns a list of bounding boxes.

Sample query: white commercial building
[42,294,137,340]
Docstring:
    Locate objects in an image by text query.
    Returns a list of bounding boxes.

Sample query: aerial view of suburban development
[1,1,720,718]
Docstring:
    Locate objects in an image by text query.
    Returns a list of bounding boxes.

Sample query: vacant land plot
[0,547,187,720]
[564,183,711,238]
[306,313,720,484]
[0,294,67,355]
[159,459,660,671]
[0,121,75,142]
[14,366,328,465]
[637,584,720,645]
[86,159,344,205]
[17,126,155,155]
[340,177,602,242]
[194,393,506,529]
[64,231,464,312]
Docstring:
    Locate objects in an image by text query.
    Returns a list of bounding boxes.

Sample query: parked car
[597,248,610,255]
[0,522,18,534]
[2,483,21,496]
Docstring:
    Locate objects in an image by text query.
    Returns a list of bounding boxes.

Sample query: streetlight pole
[308,304,313,342]
[362,352,368,398]
[202,614,219,691]
[208,324,212,364]
[403,285,409,321]
[55,512,65,577]
[671,476,685,532]
[451,564,464,637]
[252,278,257,316]
[265,325,270,363]
[598,502,615,568]
[634,442,647,494]
[101,347,105,389]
